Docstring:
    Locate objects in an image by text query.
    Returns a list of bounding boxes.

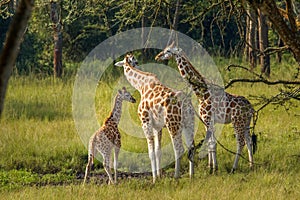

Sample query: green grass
[0,173,299,199]
[0,59,300,199]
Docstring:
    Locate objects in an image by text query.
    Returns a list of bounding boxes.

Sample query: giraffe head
[115,53,138,68]
[155,41,182,61]
[118,87,136,103]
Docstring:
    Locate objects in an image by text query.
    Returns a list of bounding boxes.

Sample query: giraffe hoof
[108,180,115,185]
[174,173,181,179]
[212,168,218,175]
[230,168,236,174]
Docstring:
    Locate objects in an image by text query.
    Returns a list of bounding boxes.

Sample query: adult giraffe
[155,42,254,173]
[115,54,195,183]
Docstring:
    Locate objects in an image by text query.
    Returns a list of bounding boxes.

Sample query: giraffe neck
[175,53,209,99]
[123,64,159,94]
[107,94,123,124]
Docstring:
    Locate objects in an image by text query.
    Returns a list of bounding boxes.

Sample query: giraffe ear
[115,60,125,67]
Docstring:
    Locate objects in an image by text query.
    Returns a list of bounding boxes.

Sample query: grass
[0,173,299,199]
[0,59,300,199]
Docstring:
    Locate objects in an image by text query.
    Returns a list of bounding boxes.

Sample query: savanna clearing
[0,58,300,200]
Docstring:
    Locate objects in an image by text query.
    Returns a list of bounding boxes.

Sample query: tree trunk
[258,9,270,77]
[168,0,181,44]
[141,14,146,61]
[50,1,63,78]
[245,0,300,66]
[276,38,284,63]
[0,0,34,117]
[244,11,250,62]
[249,9,257,69]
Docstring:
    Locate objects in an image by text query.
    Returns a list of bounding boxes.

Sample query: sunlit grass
[0,58,299,199]
[1,172,299,200]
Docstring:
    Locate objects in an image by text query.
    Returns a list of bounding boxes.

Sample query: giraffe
[115,54,195,183]
[155,42,255,173]
[83,87,136,184]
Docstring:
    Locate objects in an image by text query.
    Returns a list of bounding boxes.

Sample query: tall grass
[0,59,300,199]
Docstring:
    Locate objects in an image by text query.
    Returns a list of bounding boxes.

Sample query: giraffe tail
[251,109,258,154]
[252,133,257,154]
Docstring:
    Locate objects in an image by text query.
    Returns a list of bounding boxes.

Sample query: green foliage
[0,0,255,75]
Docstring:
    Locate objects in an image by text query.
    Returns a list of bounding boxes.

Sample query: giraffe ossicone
[115,54,195,183]
[156,42,255,173]
[83,87,136,185]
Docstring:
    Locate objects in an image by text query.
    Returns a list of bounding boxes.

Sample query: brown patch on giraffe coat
[206,105,211,111]
[204,92,210,99]
[165,98,170,105]
[149,101,153,108]
[226,108,231,114]
[149,93,154,99]
[173,106,179,115]
[145,101,150,110]
[180,70,186,76]
[230,101,236,107]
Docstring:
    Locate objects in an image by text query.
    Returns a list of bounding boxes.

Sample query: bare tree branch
[225,78,300,89]
[225,64,300,89]
[251,87,300,112]
[257,45,289,57]
[182,1,224,23]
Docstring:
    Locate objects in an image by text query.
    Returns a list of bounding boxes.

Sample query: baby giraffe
[83,87,136,185]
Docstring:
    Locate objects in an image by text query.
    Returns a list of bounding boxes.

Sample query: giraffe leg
[182,101,195,178]
[154,129,162,178]
[205,127,218,172]
[170,131,184,179]
[83,153,94,184]
[140,115,157,183]
[182,124,195,178]
[231,126,245,173]
[245,134,254,170]
[209,134,218,173]
[146,136,157,183]
[102,151,114,185]
[83,138,95,184]
[114,147,120,184]
[244,117,254,170]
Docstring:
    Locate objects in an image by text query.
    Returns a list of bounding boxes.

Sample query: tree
[257,9,270,77]
[0,0,34,117]
[247,8,258,69]
[50,1,62,77]
[244,0,300,66]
